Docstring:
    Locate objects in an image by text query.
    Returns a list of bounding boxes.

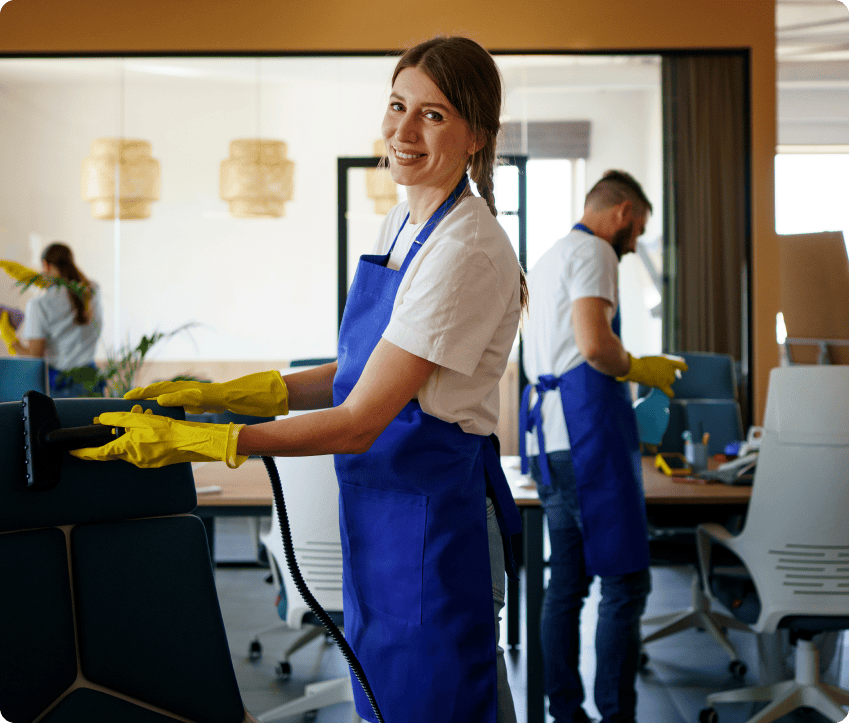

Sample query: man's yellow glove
[124,370,289,417]
[0,311,18,355]
[0,259,48,289]
[69,405,249,469]
[616,353,689,398]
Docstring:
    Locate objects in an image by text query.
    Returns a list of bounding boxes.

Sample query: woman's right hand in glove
[124,370,289,417]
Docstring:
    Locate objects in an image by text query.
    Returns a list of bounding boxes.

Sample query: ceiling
[777,0,849,63]
[0,4,846,97]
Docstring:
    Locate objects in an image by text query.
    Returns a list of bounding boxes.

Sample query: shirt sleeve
[19,296,47,340]
[566,239,617,306]
[383,241,509,377]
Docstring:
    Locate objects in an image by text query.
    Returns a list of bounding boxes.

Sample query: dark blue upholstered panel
[0,528,77,723]
[0,398,196,533]
[40,688,181,723]
[0,357,47,401]
[72,516,244,723]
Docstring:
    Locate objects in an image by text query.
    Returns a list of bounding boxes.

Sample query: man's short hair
[585,170,652,217]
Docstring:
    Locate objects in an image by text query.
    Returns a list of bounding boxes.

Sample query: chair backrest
[638,351,737,400]
[734,366,849,632]
[0,397,247,723]
[0,356,48,401]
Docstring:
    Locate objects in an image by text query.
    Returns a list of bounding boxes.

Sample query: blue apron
[333,176,521,723]
[519,225,649,578]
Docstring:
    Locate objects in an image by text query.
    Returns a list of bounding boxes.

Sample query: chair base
[705,639,849,723]
[642,571,751,663]
[256,676,360,722]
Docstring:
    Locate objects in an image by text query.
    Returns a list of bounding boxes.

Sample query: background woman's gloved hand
[70,405,248,469]
[0,311,19,355]
[0,259,48,288]
[616,353,688,397]
[125,370,289,417]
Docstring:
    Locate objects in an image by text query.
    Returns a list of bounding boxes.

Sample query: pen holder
[684,441,708,472]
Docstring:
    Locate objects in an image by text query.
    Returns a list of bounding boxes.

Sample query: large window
[775,150,849,257]
[0,54,663,365]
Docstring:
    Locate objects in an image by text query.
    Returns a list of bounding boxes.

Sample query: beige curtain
[662,53,749,414]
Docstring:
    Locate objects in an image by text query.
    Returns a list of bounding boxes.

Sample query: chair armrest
[695,523,735,600]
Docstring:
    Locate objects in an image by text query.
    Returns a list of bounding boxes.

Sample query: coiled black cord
[260,456,385,723]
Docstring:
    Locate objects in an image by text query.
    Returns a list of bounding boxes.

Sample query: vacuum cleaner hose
[260,456,385,723]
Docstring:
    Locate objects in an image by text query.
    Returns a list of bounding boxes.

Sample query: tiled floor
[213,517,848,723]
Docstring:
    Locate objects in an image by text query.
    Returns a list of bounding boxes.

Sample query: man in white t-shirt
[522,171,686,723]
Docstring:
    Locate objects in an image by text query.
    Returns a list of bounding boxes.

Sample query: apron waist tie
[519,374,559,487]
[483,435,522,582]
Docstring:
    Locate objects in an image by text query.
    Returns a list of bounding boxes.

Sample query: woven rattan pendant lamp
[365,140,398,215]
[81,62,160,220]
[220,59,294,218]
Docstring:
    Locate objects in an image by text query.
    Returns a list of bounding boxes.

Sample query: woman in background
[8,242,103,397]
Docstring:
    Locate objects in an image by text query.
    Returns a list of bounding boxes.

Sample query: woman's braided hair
[392,37,528,311]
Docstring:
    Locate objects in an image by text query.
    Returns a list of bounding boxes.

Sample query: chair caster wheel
[639,650,650,669]
[304,710,318,722]
[275,661,292,680]
[729,659,747,679]
[699,707,718,723]
[248,639,262,662]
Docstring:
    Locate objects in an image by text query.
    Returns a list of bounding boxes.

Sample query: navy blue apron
[333,176,521,723]
[520,225,649,578]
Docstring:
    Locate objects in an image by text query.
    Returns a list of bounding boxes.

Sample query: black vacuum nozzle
[22,391,122,490]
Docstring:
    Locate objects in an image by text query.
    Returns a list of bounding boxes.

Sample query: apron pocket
[340,482,428,625]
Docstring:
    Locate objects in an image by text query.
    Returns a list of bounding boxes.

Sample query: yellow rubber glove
[616,353,689,398]
[70,405,248,469]
[125,370,289,417]
[0,311,18,355]
[0,259,48,289]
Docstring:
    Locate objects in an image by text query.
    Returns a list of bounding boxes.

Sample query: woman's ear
[467,131,487,156]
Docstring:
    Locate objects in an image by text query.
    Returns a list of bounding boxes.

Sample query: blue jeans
[529,452,651,723]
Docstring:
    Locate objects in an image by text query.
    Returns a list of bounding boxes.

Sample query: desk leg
[524,506,545,723]
[508,532,521,648]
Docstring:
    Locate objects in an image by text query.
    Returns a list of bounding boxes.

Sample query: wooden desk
[192,459,273,562]
[192,456,750,723]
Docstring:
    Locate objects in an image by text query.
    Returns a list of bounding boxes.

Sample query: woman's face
[381,66,480,196]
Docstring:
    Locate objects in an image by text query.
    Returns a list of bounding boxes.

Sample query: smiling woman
[69,36,526,723]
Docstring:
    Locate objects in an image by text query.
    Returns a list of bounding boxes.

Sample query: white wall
[0,56,662,363]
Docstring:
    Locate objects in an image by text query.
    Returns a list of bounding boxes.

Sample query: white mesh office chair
[697,366,849,723]
[248,407,358,723]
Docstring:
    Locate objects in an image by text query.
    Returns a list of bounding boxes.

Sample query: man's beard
[611,221,633,260]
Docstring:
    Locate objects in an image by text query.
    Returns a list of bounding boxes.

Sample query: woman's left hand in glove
[70,405,249,469]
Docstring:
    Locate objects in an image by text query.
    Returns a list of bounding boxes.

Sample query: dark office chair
[640,351,750,675]
[0,356,48,401]
[0,396,255,723]
[639,351,744,455]
[697,366,849,723]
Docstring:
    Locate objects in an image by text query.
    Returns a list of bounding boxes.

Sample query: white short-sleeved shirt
[20,284,103,370]
[373,195,521,436]
[522,228,619,454]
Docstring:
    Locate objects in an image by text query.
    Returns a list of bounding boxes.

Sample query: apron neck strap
[572,222,594,236]
[395,175,470,275]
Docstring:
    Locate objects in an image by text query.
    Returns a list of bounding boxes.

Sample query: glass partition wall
[0,54,663,368]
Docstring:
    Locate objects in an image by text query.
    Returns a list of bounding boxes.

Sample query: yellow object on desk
[655,452,693,476]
